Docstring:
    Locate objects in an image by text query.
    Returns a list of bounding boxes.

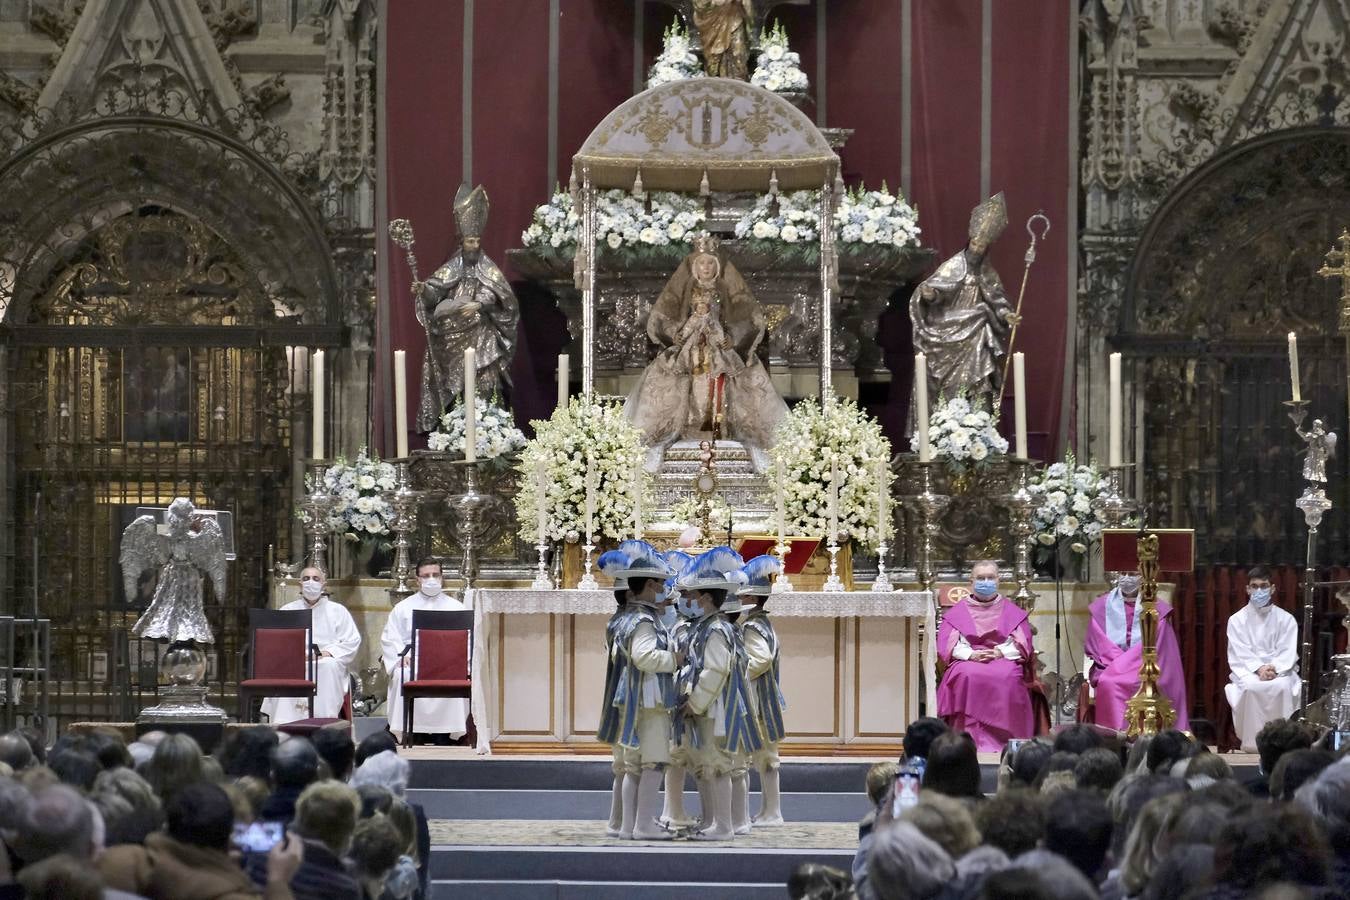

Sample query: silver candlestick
[450,462,487,599]
[299,464,336,575]
[531,541,553,590]
[872,540,894,592]
[772,540,795,594]
[577,540,599,590]
[1286,398,1326,713]
[1006,460,1038,612]
[384,461,422,595]
[1094,465,1135,528]
[822,535,845,592]
[909,461,950,599]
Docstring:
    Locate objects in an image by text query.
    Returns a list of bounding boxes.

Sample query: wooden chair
[238,608,315,724]
[400,609,473,748]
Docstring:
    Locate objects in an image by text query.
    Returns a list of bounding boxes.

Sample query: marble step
[406,758,877,792]
[431,880,788,899]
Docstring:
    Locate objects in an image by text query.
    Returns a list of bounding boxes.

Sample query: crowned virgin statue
[693,0,754,80]
[626,236,787,472]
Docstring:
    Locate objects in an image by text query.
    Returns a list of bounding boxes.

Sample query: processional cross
[1318,228,1350,429]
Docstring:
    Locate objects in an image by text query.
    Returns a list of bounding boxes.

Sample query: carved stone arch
[1123,126,1350,340]
[0,116,338,327]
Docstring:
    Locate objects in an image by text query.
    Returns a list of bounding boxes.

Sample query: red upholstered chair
[238,607,315,724]
[400,609,473,748]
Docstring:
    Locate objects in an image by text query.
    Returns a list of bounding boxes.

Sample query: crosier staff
[997,212,1052,408]
[387,218,447,417]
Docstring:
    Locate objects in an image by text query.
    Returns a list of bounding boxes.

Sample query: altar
[467,588,932,755]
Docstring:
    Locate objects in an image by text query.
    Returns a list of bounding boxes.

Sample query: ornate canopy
[572,78,839,192]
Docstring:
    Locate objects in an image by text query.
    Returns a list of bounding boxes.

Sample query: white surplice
[382,590,471,737]
[1224,602,1300,751]
[260,595,361,724]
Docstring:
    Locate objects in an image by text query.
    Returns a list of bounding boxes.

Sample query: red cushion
[240,678,315,691]
[276,718,347,737]
[403,679,472,691]
[413,629,469,681]
[252,628,309,680]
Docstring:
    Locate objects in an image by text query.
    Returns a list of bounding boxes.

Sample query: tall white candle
[1013,352,1028,460]
[463,348,477,462]
[584,453,595,544]
[394,349,409,458]
[775,454,787,546]
[557,353,569,409]
[915,354,931,463]
[311,349,325,460]
[1288,331,1301,402]
[828,457,839,545]
[1109,352,1122,468]
[632,456,644,539]
[875,455,888,544]
[535,458,548,545]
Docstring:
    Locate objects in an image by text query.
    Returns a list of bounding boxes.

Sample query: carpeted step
[430,879,788,899]
[406,757,878,792]
[408,786,870,822]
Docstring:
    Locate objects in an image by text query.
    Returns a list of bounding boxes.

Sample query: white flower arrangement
[915,394,1008,472]
[669,492,733,529]
[513,397,652,543]
[520,189,706,257]
[733,184,921,254]
[427,396,527,462]
[648,21,703,88]
[751,21,808,94]
[313,447,397,544]
[1027,452,1115,557]
[769,397,894,551]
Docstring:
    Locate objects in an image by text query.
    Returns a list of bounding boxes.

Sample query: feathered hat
[736,555,783,597]
[598,539,672,588]
[663,550,694,601]
[676,546,745,592]
[721,570,748,614]
[967,192,1008,246]
[453,183,490,239]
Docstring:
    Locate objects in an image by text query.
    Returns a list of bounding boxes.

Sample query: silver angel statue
[1297,418,1337,483]
[416,184,520,432]
[121,498,226,645]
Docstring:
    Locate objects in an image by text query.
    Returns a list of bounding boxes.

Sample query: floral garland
[427,396,527,463]
[648,21,703,88]
[916,394,1009,473]
[733,184,921,256]
[1028,452,1114,557]
[751,21,808,93]
[520,189,705,257]
[513,397,651,543]
[313,448,396,544]
[769,397,893,551]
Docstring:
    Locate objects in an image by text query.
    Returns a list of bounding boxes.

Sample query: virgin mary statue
[626,235,787,472]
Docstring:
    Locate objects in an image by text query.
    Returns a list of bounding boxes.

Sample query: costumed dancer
[659,550,699,829]
[676,546,760,841]
[722,574,753,835]
[597,557,639,837]
[594,541,678,840]
[737,555,787,827]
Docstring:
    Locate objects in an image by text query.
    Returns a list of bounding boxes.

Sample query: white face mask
[300,580,324,602]
[420,577,442,597]
[1118,575,1141,596]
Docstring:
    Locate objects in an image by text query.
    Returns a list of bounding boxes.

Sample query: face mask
[677,596,699,618]
[658,604,678,630]
[972,578,998,600]
[1118,575,1141,596]
[1251,586,1273,608]
[420,577,442,597]
[301,580,323,602]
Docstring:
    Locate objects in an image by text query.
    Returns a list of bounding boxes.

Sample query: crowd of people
[787,716,1350,900]
[0,724,430,900]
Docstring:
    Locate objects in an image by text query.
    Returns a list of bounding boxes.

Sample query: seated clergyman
[1225,565,1299,752]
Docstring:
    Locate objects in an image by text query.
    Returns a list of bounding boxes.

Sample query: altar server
[677,546,759,841]
[1085,570,1190,732]
[381,559,470,743]
[598,559,638,836]
[261,566,361,724]
[737,555,787,826]
[936,560,1036,752]
[659,551,699,829]
[596,540,678,840]
[1225,566,1299,752]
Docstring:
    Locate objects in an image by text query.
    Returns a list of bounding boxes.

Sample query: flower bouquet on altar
[427,396,526,466]
[915,393,1008,474]
[733,183,921,263]
[1027,452,1118,577]
[648,21,702,88]
[751,21,809,95]
[521,189,705,262]
[769,397,893,552]
[309,447,397,548]
[513,397,651,544]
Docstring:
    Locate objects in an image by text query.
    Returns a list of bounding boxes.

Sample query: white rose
[1037,532,1056,546]
[781,224,800,243]
[606,232,623,249]
[861,223,878,243]
[357,475,376,490]
[766,44,786,61]
[969,442,988,461]
[638,226,659,244]
[752,220,778,239]
[668,223,686,240]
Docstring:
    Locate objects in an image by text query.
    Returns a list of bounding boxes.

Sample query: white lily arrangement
[648,21,703,88]
[521,189,706,257]
[769,397,893,551]
[427,396,527,462]
[312,447,397,543]
[916,394,1009,472]
[513,397,652,543]
[1027,452,1113,557]
[751,20,808,93]
[733,184,921,254]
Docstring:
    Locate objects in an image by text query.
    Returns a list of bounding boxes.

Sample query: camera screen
[232,822,284,854]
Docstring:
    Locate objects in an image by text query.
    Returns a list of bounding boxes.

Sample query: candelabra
[1005,460,1037,612]
[872,538,894,593]
[822,534,845,592]
[384,461,422,595]
[531,540,554,590]
[1094,465,1135,528]
[1288,399,1331,712]
[907,461,950,598]
[449,463,487,598]
[577,539,599,590]
[771,540,794,594]
[299,464,336,575]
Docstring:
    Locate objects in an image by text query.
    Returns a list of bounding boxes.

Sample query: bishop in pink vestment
[937,590,1037,752]
[1085,582,1189,732]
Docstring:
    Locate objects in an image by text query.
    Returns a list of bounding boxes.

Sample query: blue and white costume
[738,555,787,826]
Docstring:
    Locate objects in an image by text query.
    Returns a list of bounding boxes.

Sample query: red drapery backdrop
[378,0,1074,458]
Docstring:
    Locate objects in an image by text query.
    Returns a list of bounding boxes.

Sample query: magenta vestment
[936,597,1037,752]
[1084,592,1189,732]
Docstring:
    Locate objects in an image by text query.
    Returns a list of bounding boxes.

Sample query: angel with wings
[1297,418,1337,484]
[120,497,227,645]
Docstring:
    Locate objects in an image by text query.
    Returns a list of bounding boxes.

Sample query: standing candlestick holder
[384,461,422,595]
[822,536,845,592]
[577,540,599,590]
[872,541,893,592]
[450,463,487,599]
[299,464,336,575]
[771,541,794,594]
[531,541,553,590]
[907,461,950,598]
[1006,460,1037,611]
[1094,464,1135,529]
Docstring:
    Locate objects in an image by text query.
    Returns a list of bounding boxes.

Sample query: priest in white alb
[1224,565,1299,752]
[261,566,361,724]
[382,558,470,743]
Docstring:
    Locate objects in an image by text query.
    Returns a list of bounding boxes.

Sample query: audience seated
[311,729,356,783]
[142,734,206,807]
[974,789,1045,858]
[247,781,362,900]
[220,727,281,781]
[1269,748,1334,802]
[1248,718,1316,798]
[1074,747,1124,793]
[1043,789,1113,882]
[921,732,983,800]
[261,739,320,826]
[867,822,953,900]
[1196,805,1331,899]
